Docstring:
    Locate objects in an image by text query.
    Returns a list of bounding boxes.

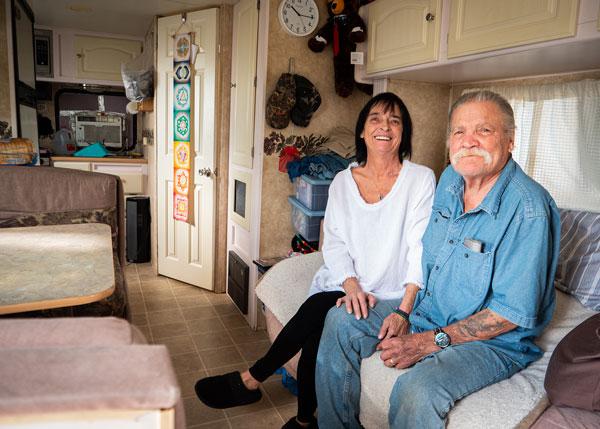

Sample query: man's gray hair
[448,90,515,136]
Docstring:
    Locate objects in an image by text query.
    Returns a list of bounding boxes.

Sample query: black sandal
[194,371,262,409]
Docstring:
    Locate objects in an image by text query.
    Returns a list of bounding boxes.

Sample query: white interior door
[157,10,218,289]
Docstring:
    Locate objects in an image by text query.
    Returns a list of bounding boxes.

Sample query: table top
[0,223,115,314]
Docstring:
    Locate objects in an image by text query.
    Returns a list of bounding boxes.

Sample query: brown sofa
[0,317,184,428]
[0,166,129,319]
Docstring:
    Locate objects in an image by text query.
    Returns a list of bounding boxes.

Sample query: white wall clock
[278,0,319,37]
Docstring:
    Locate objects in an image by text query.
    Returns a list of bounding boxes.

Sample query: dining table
[0,223,115,315]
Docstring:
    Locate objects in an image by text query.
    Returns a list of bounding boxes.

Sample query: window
[466,80,600,212]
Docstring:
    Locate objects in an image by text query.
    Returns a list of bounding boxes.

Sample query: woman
[195,92,435,429]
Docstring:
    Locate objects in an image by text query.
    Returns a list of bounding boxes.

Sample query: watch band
[393,308,410,322]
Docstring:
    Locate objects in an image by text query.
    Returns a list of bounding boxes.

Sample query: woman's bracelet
[393,308,410,322]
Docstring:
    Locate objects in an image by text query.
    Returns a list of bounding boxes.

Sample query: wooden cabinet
[448,0,579,58]
[52,158,148,195]
[35,26,143,85]
[356,0,600,83]
[74,36,142,82]
[366,0,442,73]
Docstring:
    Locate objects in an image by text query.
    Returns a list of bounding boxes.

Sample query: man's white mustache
[451,148,492,165]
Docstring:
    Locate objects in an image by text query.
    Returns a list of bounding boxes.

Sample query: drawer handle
[425,13,435,22]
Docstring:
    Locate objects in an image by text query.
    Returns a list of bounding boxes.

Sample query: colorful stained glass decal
[174,141,191,169]
[174,62,191,83]
[172,33,194,223]
[174,111,190,142]
[174,84,191,110]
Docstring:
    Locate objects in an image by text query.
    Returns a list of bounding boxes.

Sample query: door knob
[198,167,215,177]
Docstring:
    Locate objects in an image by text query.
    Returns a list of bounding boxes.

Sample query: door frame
[245,0,269,328]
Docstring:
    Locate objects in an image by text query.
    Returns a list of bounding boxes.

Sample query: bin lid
[288,196,326,216]
[299,174,333,185]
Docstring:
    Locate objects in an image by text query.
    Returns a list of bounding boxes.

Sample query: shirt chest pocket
[449,244,493,302]
[422,207,451,262]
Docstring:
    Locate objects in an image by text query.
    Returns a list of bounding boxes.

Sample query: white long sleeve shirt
[309,160,436,300]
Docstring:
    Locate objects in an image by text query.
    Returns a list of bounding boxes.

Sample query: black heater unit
[227,251,249,314]
[126,196,151,263]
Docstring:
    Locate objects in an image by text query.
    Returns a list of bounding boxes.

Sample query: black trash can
[126,196,151,263]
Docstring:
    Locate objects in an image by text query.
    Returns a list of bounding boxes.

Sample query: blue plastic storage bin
[288,196,325,242]
[294,175,332,211]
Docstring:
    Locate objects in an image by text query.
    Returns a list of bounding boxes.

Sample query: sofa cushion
[358,290,597,429]
[0,345,179,414]
[556,209,600,310]
[0,317,146,348]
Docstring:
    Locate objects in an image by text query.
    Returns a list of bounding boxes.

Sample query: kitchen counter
[51,156,147,164]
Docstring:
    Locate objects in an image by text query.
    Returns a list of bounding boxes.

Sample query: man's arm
[378,309,517,369]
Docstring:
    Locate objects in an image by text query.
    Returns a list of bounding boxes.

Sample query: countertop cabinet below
[52,159,147,195]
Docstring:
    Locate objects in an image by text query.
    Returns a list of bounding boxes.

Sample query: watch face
[279,0,319,37]
[434,331,451,348]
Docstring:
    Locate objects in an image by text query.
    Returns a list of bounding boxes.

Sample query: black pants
[249,291,345,422]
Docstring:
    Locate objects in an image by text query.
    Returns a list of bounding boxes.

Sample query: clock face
[278,0,319,37]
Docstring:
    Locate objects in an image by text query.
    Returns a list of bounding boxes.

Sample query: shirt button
[434,218,438,223]
[435,265,439,270]
[464,253,469,258]
[449,239,454,244]
[426,291,431,296]
[415,312,421,316]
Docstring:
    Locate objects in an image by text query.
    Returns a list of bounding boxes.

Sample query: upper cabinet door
[367,0,442,73]
[448,0,579,58]
[74,35,142,82]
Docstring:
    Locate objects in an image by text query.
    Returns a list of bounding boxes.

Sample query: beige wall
[259,0,370,258]
[386,80,450,179]
[0,0,12,127]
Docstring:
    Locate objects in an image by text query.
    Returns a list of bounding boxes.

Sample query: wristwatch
[434,327,451,349]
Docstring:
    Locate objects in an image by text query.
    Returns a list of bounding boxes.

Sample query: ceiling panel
[29,0,238,36]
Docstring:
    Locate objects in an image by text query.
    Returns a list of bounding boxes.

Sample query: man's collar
[446,158,516,216]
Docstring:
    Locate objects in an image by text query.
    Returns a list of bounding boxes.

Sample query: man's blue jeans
[315,301,521,428]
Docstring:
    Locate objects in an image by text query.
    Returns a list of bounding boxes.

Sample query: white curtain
[464,79,600,213]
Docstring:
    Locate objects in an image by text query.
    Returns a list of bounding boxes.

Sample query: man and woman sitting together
[195,90,559,429]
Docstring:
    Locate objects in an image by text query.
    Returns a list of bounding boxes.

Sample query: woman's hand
[337,277,376,319]
[378,313,409,340]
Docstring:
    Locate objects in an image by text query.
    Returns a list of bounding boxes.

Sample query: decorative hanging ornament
[172,33,194,223]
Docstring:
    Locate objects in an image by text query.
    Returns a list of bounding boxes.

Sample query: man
[315,90,560,428]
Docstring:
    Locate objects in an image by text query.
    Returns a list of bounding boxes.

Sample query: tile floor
[125,262,297,428]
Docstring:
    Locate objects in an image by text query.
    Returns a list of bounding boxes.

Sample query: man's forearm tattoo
[455,309,516,340]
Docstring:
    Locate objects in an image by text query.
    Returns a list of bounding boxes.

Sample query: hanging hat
[291,75,321,127]
[266,73,296,129]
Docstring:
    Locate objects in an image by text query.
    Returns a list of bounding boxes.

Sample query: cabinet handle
[76,53,84,58]
[425,13,435,22]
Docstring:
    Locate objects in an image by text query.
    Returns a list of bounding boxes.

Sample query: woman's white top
[308,160,436,300]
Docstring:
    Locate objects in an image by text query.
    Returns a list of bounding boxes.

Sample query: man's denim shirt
[410,158,560,368]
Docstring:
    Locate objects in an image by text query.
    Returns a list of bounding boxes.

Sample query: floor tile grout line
[133,265,290,427]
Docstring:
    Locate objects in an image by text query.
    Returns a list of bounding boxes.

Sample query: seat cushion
[359,291,598,429]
